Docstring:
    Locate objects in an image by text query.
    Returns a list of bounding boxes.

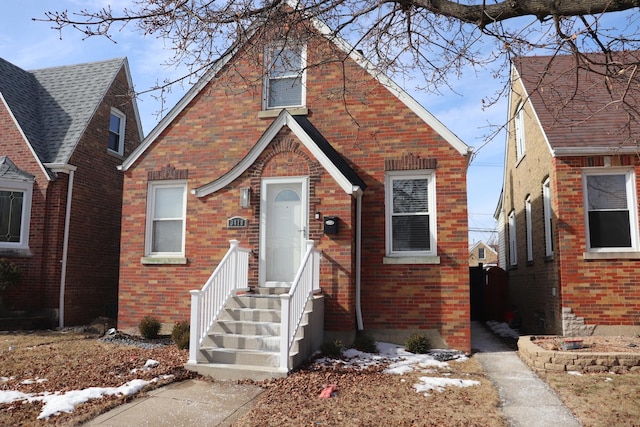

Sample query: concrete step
[200,347,288,367]
[227,295,282,310]
[212,320,280,336]
[208,333,283,352]
[184,362,288,381]
[219,307,282,322]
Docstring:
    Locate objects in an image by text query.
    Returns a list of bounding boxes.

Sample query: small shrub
[139,315,162,339]
[171,320,190,350]
[405,333,431,354]
[321,339,344,358]
[352,333,377,353]
[0,258,20,293]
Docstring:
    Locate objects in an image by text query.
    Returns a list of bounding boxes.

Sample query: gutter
[355,190,364,331]
[45,163,77,328]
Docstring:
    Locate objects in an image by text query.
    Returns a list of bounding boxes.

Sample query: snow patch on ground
[320,342,477,397]
[486,320,521,340]
[0,357,174,420]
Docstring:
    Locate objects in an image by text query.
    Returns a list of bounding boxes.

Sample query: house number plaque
[227,216,248,228]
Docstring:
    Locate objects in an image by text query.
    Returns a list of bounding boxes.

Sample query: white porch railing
[188,240,250,364]
[279,240,321,370]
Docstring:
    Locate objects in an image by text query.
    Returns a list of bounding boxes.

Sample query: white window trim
[525,196,533,262]
[144,180,187,258]
[384,170,437,258]
[542,178,554,257]
[582,167,639,253]
[508,210,517,266]
[514,101,526,163]
[0,180,33,251]
[108,108,126,156]
[262,44,307,110]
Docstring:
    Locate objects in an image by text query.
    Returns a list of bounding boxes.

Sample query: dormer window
[264,44,306,109]
[108,108,126,156]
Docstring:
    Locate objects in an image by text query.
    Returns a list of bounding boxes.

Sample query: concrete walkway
[84,379,263,427]
[472,321,582,427]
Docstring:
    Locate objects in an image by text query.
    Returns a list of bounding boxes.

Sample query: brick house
[118,13,471,376]
[497,52,640,336]
[0,57,142,328]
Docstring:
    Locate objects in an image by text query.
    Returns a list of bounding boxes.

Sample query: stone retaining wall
[518,336,640,373]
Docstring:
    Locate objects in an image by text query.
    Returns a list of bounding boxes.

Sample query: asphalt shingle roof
[514,52,640,153]
[0,57,125,166]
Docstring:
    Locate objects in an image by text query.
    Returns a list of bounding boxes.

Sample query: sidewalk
[471,321,582,427]
[84,379,263,427]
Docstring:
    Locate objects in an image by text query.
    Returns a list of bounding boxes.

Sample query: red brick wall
[0,99,55,315]
[555,155,640,327]
[119,33,470,350]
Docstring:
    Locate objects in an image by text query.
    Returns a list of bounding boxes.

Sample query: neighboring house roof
[513,52,640,156]
[0,156,35,182]
[469,241,497,256]
[121,9,471,173]
[0,57,143,177]
[193,110,367,197]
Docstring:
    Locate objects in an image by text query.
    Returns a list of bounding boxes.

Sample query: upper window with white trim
[542,178,554,257]
[514,101,526,162]
[583,168,638,251]
[108,108,126,156]
[145,181,187,257]
[508,210,517,266]
[264,44,306,109]
[385,170,437,257]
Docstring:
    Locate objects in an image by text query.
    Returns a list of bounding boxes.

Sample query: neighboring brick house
[0,57,143,327]
[469,241,498,267]
[497,52,640,336]
[118,15,472,352]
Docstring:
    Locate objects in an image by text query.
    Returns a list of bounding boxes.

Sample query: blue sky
[0,0,505,246]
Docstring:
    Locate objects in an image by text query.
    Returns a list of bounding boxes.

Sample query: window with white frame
[583,169,638,251]
[508,210,517,266]
[478,247,486,260]
[264,44,306,109]
[145,181,187,256]
[514,101,526,162]
[542,178,554,256]
[108,108,126,156]
[385,171,436,257]
[0,180,33,250]
[525,196,533,262]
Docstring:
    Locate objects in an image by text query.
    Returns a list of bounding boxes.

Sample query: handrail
[188,240,250,364]
[279,240,320,370]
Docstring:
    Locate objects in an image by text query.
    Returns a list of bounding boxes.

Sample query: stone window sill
[583,251,640,260]
[141,256,188,265]
[383,256,440,265]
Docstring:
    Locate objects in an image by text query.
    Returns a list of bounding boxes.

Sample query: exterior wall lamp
[240,187,251,208]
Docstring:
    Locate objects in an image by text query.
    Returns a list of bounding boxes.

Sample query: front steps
[185,287,324,381]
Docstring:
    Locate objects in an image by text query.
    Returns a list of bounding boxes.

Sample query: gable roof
[0,57,143,177]
[120,12,470,172]
[193,110,366,197]
[0,156,35,182]
[513,52,640,156]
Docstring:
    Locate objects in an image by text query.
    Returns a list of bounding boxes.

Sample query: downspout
[45,163,77,329]
[355,190,364,331]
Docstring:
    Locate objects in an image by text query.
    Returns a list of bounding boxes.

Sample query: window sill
[141,256,188,265]
[583,251,640,260]
[0,248,32,257]
[258,107,308,118]
[383,256,440,265]
[544,254,554,262]
[107,149,124,159]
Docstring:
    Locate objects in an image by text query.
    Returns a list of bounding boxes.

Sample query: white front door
[260,177,308,287]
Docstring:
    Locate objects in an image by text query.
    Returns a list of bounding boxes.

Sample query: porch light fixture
[240,187,251,208]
